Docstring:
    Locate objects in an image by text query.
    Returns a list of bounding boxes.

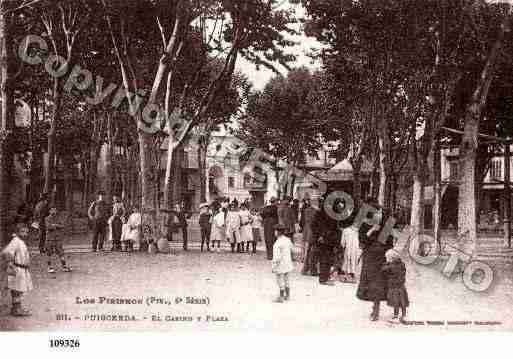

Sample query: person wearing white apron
[340,224,362,283]
[211,209,226,253]
[239,204,253,253]
[126,208,142,251]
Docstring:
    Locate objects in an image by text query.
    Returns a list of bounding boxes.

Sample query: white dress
[225,211,241,244]
[2,236,33,293]
[239,209,253,242]
[341,226,362,275]
[211,211,226,242]
[125,212,142,245]
[272,235,294,274]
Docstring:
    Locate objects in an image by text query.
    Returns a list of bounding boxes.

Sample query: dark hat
[274,223,287,231]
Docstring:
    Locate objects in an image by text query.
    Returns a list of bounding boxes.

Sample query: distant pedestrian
[173,204,190,251]
[340,224,361,283]
[382,249,409,324]
[251,208,263,254]
[1,223,33,316]
[33,193,50,254]
[300,199,318,276]
[45,207,72,273]
[278,197,296,238]
[88,191,109,252]
[108,210,123,251]
[226,203,242,253]
[199,203,211,252]
[125,206,142,252]
[272,224,294,303]
[311,194,340,286]
[211,207,226,253]
[239,203,254,253]
[262,197,278,260]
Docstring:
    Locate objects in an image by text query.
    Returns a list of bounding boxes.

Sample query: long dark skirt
[357,243,388,302]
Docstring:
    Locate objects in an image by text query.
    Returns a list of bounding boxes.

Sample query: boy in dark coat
[110,213,123,251]
[382,249,409,323]
[198,203,211,252]
[311,196,340,286]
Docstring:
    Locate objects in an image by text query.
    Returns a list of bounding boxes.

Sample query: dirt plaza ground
[2,232,513,332]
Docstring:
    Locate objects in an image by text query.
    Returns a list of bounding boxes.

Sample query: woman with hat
[356,203,394,321]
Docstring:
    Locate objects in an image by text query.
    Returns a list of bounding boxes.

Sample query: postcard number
[49,339,80,348]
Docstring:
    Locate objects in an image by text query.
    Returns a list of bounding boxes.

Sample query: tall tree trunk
[62,154,75,215]
[172,144,184,207]
[377,134,389,208]
[458,22,505,255]
[81,152,88,207]
[88,113,101,204]
[139,129,161,245]
[289,174,296,198]
[199,142,207,203]
[433,136,442,250]
[352,158,362,207]
[411,170,426,237]
[0,6,13,245]
[44,78,62,197]
[163,136,177,210]
[104,113,113,205]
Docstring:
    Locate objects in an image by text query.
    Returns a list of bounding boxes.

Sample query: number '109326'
[49,339,80,348]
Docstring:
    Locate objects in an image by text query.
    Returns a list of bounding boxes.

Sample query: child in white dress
[272,224,294,303]
[1,223,33,316]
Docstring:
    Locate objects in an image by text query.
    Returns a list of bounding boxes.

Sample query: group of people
[266,193,410,323]
[1,189,409,323]
[198,198,263,253]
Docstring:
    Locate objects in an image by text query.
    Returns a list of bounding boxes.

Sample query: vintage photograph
[1,0,513,334]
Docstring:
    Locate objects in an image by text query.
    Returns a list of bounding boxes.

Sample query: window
[243,173,252,187]
[449,162,459,180]
[490,159,502,180]
[228,176,235,188]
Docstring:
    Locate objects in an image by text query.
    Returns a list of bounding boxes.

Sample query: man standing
[261,197,278,260]
[311,194,340,285]
[33,193,49,254]
[88,191,109,252]
[300,199,318,276]
[278,196,296,239]
[45,207,72,273]
[174,204,190,251]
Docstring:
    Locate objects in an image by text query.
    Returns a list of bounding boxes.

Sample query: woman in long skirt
[356,207,393,321]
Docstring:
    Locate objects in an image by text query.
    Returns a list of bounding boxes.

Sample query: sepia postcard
[1,1,513,352]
